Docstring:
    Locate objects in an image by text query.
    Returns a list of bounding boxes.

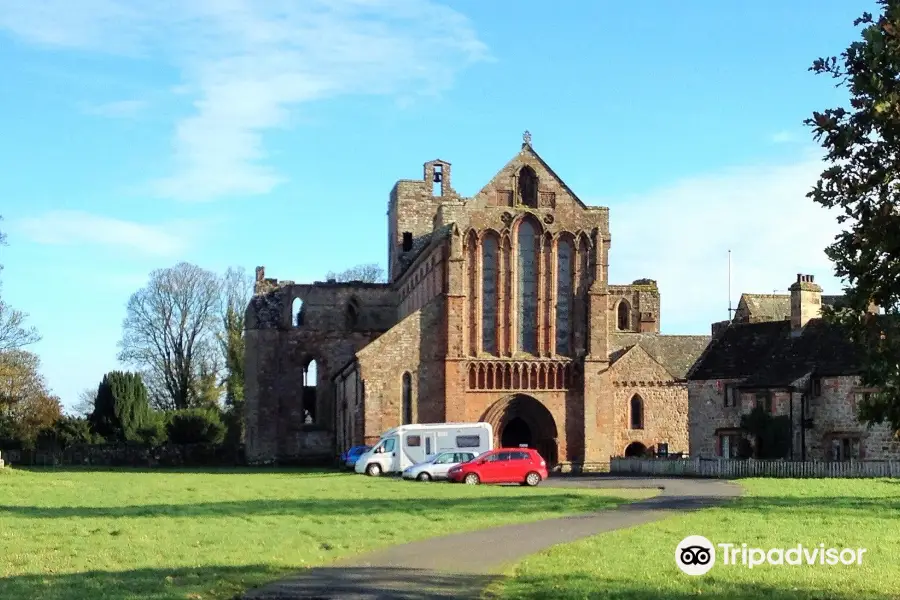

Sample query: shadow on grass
[0,565,499,600]
[487,573,889,600]
[14,466,346,475]
[0,492,634,520]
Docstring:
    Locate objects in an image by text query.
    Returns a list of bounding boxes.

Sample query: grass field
[488,478,900,599]
[0,467,650,600]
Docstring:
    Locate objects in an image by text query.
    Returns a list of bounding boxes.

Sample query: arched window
[466,230,478,356]
[346,298,360,329]
[617,300,630,331]
[292,297,303,326]
[518,166,538,208]
[630,395,644,430]
[555,236,574,355]
[517,218,540,354]
[482,232,499,355]
[402,372,413,425]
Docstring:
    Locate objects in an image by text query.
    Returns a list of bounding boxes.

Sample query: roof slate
[609,333,711,379]
[687,318,863,386]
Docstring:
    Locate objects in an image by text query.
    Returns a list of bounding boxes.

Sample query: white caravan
[354,422,493,477]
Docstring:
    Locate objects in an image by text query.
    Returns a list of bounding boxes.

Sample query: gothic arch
[346,296,360,329]
[515,214,542,355]
[617,299,631,331]
[481,394,559,467]
[630,394,644,430]
[518,165,539,208]
[481,229,500,355]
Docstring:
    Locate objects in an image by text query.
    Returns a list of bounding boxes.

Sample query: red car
[447,447,548,486]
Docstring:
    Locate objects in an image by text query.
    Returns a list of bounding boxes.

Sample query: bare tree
[72,386,97,417]
[0,216,40,351]
[325,263,386,283]
[118,262,222,410]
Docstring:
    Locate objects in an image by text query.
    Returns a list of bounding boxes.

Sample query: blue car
[341,445,371,470]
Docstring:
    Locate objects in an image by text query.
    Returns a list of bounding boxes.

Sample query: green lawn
[488,478,900,599]
[0,467,650,600]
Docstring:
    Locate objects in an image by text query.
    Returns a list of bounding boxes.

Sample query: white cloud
[84,99,148,118]
[0,0,489,201]
[602,149,847,334]
[15,210,195,257]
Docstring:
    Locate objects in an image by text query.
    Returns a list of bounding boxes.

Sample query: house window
[630,395,644,430]
[755,392,773,413]
[830,436,861,461]
[801,393,811,417]
[812,378,822,397]
[718,433,742,459]
[723,384,739,408]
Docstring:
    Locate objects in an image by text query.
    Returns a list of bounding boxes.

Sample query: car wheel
[366,463,382,477]
[464,473,480,485]
[524,471,541,487]
[417,472,432,482]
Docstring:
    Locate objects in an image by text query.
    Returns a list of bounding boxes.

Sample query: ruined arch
[302,357,319,424]
[346,297,360,329]
[291,297,304,327]
[624,441,647,457]
[481,394,558,467]
[630,394,644,430]
[518,165,538,208]
[617,299,631,331]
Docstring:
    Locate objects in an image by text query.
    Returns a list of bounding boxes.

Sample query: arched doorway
[624,441,647,457]
[481,394,559,468]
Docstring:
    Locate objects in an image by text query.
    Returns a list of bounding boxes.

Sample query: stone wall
[2,443,248,467]
[607,345,688,457]
[355,295,448,444]
[688,377,900,460]
[244,275,395,464]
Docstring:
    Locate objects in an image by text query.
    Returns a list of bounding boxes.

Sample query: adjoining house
[687,273,898,462]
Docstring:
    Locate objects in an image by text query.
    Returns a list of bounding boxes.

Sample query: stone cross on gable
[523,130,532,145]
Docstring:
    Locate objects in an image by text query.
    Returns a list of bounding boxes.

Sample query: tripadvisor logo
[675,536,867,575]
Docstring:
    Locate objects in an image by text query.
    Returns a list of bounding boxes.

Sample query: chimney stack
[789,274,823,332]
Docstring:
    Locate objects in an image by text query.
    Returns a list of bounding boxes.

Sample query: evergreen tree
[89,371,152,442]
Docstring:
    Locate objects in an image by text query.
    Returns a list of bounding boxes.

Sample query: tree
[806,1,900,430]
[325,263,386,283]
[218,267,252,410]
[72,387,97,417]
[0,216,40,351]
[89,371,152,442]
[0,350,61,447]
[739,406,792,460]
[118,262,222,410]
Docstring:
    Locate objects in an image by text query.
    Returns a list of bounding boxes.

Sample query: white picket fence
[610,457,900,478]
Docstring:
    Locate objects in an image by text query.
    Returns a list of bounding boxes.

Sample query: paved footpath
[242,476,743,600]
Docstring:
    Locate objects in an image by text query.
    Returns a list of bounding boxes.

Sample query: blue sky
[0,0,876,411]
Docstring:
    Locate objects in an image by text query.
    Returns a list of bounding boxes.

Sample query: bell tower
[387,159,454,282]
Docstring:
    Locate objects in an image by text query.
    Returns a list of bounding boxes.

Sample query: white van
[354,422,493,477]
